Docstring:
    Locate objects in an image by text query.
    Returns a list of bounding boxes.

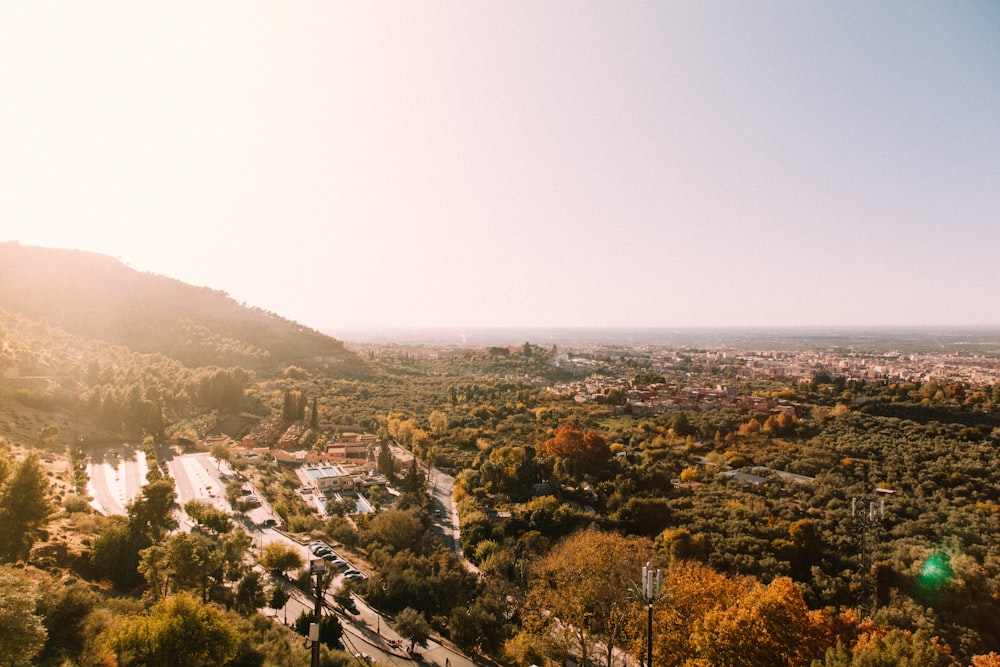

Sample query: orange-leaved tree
[650,561,833,666]
[544,422,610,479]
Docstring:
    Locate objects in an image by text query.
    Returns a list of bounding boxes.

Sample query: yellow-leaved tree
[523,527,653,667]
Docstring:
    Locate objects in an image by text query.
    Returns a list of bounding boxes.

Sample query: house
[303,463,363,495]
[722,470,768,488]
[326,433,377,461]
[201,435,231,451]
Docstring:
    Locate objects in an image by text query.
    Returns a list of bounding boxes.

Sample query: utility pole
[310,559,325,667]
[641,562,662,667]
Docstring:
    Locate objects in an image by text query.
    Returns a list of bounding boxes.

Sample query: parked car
[324,556,348,569]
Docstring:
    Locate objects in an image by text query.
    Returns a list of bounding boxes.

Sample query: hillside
[0,242,360,373]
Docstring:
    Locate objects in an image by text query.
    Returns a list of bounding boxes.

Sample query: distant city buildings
[549,344,1000,412]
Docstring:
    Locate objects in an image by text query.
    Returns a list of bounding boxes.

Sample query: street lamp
[641,562,662,667]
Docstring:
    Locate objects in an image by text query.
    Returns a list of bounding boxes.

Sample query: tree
[544,422,584,460]
[258,542,304,577]
[37,424,59,444]
[293,610,343,647]
[282,390,294,423]
[815,628,956,666]
[184,500,232,534]
[361,508,425,553]
[138,544,173,601]
[377,443,396,480]
[580,430,611,470]
[503,631,548,667]
[103,592,239,666]
[395,607,431,651]
[217,529,253,587]
[210,441,231,470]
[689,576,825,666]
[127,479,179,543]
[0,451,53,562]
[91,517,147,590]
[526,528,652,667]
[233,571,266,616]
[448,583,508,655]
[544,422,610,478]
[326,496,356,517]
[163,532,222,603]
[225,480,245,508]
[268,584,290,620]
[643,561,832,667]
[36,577,102,665]
[402,458,425,493]
[0,565,46,665]
[429,410,449,436]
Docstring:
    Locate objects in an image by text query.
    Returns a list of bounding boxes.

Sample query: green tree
[326,496,356,517]
[377,443,396,480]
[361,508,424,553]
[0,451,53,562]
[210,441,231,470]
[258,541,304,577]
[164,532,221,603]
[103,592,239,666]
[234,571,266,616]
[395,607,431,651]
[293,610,343,647]
[36,577,102,665]
[449,584,508,655]
[268,584,290,620]
[184,499,232,534]
[127,479,179,543]
[91,517,147,590]
[138,544,173,601]
[0,565,46,665]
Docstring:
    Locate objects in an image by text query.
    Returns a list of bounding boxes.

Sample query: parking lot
[87,444,148,515]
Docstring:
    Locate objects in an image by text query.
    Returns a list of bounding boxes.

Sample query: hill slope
[0,242,358,372]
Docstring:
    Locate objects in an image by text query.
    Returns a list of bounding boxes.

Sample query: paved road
[278,576,477,667]
[390,443,475,571]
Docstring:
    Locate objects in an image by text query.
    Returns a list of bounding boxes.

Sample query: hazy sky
[3,2,999,333]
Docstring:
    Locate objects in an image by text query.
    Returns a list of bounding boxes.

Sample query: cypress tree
[0,452,53,562]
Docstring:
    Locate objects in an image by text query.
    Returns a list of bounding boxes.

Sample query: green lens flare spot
[919,551,952,589]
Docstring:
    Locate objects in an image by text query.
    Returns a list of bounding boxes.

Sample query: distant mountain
[0,242,360,373]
